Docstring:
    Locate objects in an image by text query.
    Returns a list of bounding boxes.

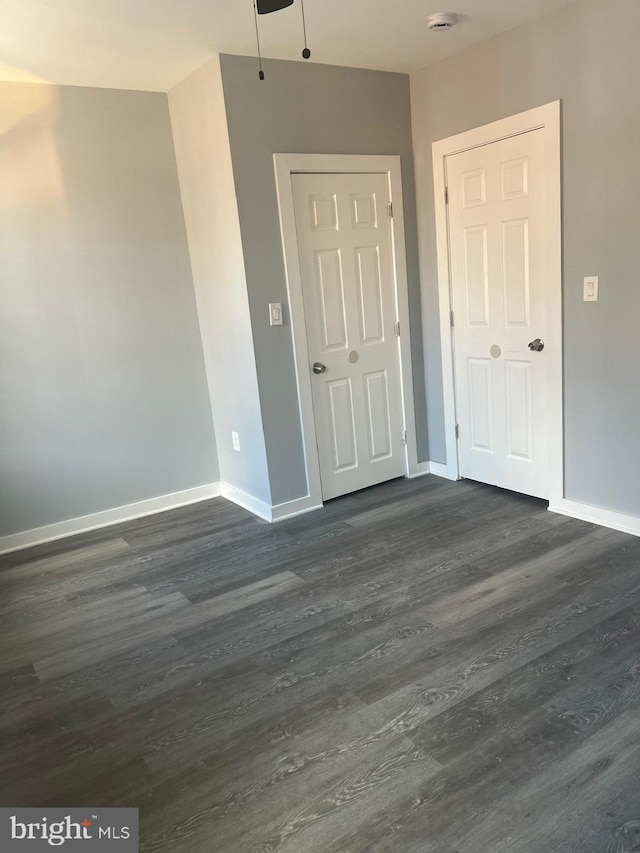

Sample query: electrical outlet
[232,432,241,452]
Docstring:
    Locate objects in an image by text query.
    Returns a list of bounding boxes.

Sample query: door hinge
[450,309,454,327]
[445,185,449,205]
[387,202,393,219]
[402,429,408,445]
[394,321,400,337]
[455,424,459,439]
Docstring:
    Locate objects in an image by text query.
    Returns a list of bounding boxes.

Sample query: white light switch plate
[583,276,599,302]
[269,303,283,326]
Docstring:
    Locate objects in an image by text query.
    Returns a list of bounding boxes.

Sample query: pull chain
[301,0,311,59]
[253,0,265,79]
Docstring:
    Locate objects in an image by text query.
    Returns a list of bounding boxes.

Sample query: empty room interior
[2,0,640,849]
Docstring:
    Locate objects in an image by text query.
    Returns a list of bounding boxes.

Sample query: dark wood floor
[2,476,640,851]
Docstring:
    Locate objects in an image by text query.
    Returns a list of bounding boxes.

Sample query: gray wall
[220,54,428,506]
[411,0,640,517]
[0,82,218,537]
[169,58,272,506]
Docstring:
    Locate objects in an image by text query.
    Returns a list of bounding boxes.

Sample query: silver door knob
[528,338,545,352]
[312,362,327,374]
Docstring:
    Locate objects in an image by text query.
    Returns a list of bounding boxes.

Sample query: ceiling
[1,0,581,92]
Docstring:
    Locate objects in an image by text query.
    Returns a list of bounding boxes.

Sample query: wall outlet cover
[269,303,283,326]
[583,276,599,302]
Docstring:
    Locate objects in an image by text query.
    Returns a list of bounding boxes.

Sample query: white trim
[403,460,460,481]
[406,461,432,479]
[0,483,221,555]
[549,498,640,539]
[0,482,326,553]
[221,485,321,523]
[428,461,458,481]
[432,101,563,503]
[274,153,420,509]
[432,141,460,482]
[220,483,273,522]
[272,495,324,522]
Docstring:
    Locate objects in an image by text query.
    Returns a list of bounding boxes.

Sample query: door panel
[310,194,338,230]
[505,359,532,460]
[351,193,378,229]
[355,246,384,344]
[502,219,530,326]
[293,172,405,500]
[447,129,549,498]
[315,249,347,351]
[468,358,493,453]
[364,370,393,461]
[463,225,490,326]
[327,378,357,471]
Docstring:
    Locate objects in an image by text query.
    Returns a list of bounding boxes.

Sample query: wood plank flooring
[2,476,640,851]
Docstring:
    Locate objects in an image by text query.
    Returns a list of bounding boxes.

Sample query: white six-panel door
[292,172,406,500]
[447,129,550,499]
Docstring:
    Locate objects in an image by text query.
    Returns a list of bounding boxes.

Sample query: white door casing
[432,102,563,503]
[274,154,420,511]
[292,172,405,500]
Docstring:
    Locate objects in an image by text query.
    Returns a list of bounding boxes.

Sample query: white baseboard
[7,476,636,560]
[427,461,458,481]
[0,481,322,554]
[407,461,431,479]
[221,484,322,523]
[272,495,323,522]
[0,483,222,555]
[0,462,476,557]
[549,498,640,538]
[220,483,273,522]
[408,461,460,481]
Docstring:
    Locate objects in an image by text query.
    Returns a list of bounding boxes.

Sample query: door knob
[528,338,545,352]
[312,362,327,374]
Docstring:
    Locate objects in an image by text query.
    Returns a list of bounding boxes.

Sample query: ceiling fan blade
[257,0,294,13]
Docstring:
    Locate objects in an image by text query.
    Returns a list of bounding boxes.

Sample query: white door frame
[274,153,422,508]
[432,101,563,503]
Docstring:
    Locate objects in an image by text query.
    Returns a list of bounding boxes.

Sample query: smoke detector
[427,13,458,31]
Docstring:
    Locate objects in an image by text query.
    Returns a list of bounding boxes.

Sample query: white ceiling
[1,0,581,92]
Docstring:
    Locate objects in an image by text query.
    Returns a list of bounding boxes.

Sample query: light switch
[583,276,599,302]
[269,302,283,326]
